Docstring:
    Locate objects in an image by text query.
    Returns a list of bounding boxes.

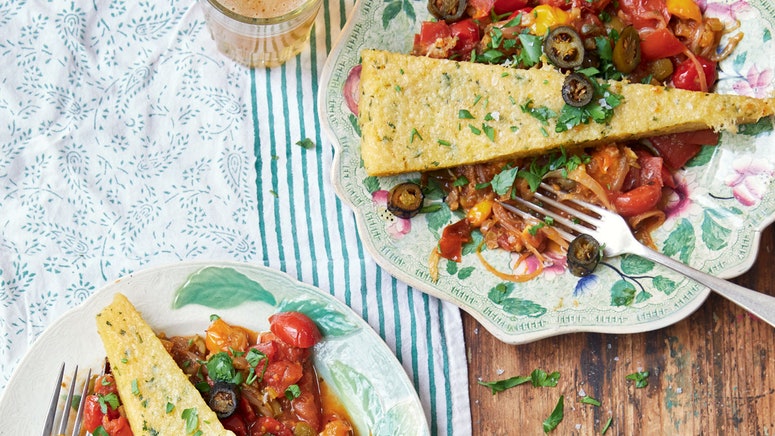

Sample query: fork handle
[633,244,775,328]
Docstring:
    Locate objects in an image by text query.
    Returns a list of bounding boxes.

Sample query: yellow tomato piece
[205,317,250,355]
[529,5,571,36]
[466,199,493,227]
[666,0,702,22]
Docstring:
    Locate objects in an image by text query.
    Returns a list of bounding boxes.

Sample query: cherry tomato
[83,395,105,433]
[249,416,294,436]
[672,56,717,91]
[205,317,250,355]
[249,340,278,363]
[221,413,248,436]
[414,21,452,47]
[614,156,664,217]
[438,218,472,262]
[640,28,684,61]
[493,0,528,14]
[102,416,134,436]
[263,360,304,393]
[468,0,496,18]
[618,0,671,29]
[649,129,719,170]
[614,183,663,216]
[449,19,480,57]
[269,312,322,348]
[94,375,119,396]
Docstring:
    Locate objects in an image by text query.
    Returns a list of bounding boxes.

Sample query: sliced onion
[564,166,616,210]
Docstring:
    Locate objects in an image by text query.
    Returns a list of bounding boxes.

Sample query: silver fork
[43,363,92,436]
[498,182,775,328]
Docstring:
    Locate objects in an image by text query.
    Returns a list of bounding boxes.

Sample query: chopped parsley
[543,395,565,433]
[410,128,423,143]
[478,368,561,394]
[626,370,650,388]
[517,148,591,191]
[181,408,199,434]
[491,166,519,195]
[205,352,241,384]
[295,138,315,149]
[520,99,556,125]
[98,393,119,414]
[245,348,269,385]
[285,384,302,400]
[602,417,613,434]
[458,109,475,119]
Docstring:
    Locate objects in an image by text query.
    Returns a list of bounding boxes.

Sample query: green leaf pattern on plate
[277,299,360,337]
[172,266,277,309]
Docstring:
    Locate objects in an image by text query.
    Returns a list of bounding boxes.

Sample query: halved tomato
[640,28,684,61]
[649,129,719,170]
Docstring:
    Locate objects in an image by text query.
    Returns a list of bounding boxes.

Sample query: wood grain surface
[465,223,775,435]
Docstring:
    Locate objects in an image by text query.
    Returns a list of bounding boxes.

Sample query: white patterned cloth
[0,0,471,434]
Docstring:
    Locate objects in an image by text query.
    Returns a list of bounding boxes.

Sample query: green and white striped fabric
[0,0,471,433]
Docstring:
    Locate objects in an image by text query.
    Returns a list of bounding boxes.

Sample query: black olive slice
[208,381,239,419]
[567,234,601,277]
[387,182,425,219]
[427,0,467,23]
[561,73,595,107]
[543,26,585,70]
[612,26,641,74]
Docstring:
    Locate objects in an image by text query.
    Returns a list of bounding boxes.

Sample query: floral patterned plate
[0,261,429,435]
[319,0,775,343]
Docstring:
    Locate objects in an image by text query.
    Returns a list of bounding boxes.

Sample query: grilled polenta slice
[358,49,775,176]
[96,293,235,436]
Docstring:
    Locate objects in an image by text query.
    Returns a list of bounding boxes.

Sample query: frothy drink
[201,0,321,68]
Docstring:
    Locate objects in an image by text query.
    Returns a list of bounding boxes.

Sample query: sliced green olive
[543,26,585,70]
[427,0,467,23]
[648,58,674,83]
[388,182,425,219]
[567,234,601,277]
[612,26,641,74]
[562,73,595,107]
[208,381,239,418]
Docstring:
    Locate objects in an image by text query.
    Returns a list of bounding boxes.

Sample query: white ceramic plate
[319,0,775,343]
[0,260,429,435]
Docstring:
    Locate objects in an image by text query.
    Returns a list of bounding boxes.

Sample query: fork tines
[43,363,92,436]
[498,182,603,244]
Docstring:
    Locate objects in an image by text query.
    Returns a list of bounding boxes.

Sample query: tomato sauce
[411,0,732,279]
[82,313,355,436]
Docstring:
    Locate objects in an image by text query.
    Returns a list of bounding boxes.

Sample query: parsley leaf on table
[543,395,564,433]
[626,370,650,388]
[478,368,561,394]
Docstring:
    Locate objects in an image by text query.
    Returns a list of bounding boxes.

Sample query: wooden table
[464,223,775,435]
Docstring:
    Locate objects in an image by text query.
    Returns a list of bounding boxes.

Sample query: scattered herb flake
[626,370,650,388]
[580,395,601,406]
[410,128,423,143]
[285,384,302,400]
[478,375,532,394]
[453,176,469,187]
[458,109,475,119]
[181,408,199,434]
[295,138,315,149]
[543,395,564,433]
[601,416,613,434]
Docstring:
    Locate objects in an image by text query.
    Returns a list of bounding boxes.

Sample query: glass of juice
[200,0,322,68]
